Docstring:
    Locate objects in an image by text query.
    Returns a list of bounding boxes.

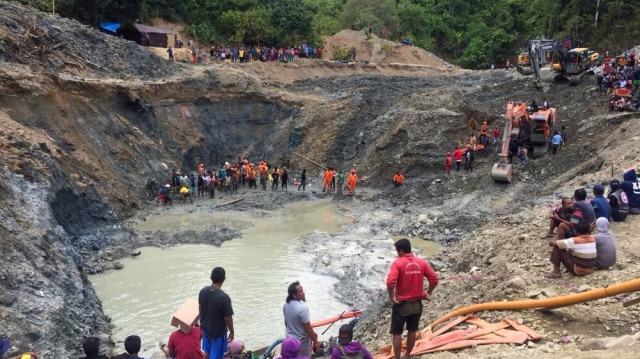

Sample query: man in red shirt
[163,323,204,359]
[453,147,463,172]
[386,238,438,359]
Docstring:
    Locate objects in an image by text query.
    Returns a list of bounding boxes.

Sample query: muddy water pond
[90,201,352,356]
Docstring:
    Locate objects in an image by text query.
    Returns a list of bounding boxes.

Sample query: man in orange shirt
[392,172,405,187]
[323,168,334,192]
[347,169,358,195]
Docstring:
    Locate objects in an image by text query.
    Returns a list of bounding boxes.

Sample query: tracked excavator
[526,39,599,85]
[491,101,557,183]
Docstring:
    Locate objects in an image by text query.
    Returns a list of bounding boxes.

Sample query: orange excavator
[491,101,557,183]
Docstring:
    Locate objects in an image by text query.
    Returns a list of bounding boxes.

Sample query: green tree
[339,0,398,36]
[272,0,314,44]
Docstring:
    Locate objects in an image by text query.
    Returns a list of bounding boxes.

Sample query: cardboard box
[171,297,200,328]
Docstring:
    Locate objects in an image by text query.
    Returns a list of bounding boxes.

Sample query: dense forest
[16,0,640,68]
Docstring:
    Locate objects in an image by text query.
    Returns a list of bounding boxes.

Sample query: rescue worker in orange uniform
[392,172,405,187]
[258,161,268,190]
[248,163,257,189]
[323,168,334,192]
[347,169,358,195]
[480,120,489,145]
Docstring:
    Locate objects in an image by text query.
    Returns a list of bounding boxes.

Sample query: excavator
[491,101,557,183]
[526,39,599,85]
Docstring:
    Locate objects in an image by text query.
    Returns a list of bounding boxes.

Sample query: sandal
[545,272,562,279]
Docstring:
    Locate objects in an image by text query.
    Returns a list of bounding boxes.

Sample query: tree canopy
[15,0,640,68]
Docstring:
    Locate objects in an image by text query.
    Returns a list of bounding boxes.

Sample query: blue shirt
[591,196,612,220]
[551,134,562,145]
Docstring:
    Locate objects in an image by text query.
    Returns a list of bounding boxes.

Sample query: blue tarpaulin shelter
[99,22,121,35]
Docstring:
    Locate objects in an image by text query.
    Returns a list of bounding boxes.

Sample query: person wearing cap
[330,324,373,359]
[590,184,612,220]
[386,238,438,359]
[283,281,318,357]
[594,217,617,270]
[547,218,596,278]
[392,172,405,187]
[607,179,629,222]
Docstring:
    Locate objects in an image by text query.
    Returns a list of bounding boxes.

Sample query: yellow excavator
[491,101,557,183]
[525,39,599,85]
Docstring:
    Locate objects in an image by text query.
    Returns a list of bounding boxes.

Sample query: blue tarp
[99,22,121,35]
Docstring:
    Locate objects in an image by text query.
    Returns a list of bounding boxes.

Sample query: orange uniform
[323,169,333,191]
[347,170,358,195]
[393,174,405,184]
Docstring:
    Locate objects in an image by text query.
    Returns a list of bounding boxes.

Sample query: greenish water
[90,201,351,357]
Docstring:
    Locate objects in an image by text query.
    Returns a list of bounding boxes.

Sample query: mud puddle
[91,201,352,357]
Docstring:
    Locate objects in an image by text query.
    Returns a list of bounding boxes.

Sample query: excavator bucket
[491,163,512,183]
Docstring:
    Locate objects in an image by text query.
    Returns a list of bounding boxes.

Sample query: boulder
[605,335,635,349]
[526,290,541,298]
[506,276,527,290]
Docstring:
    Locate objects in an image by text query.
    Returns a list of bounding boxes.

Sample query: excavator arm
[528,39,565,83]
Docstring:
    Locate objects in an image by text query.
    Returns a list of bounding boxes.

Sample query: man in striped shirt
[546,216,596,278]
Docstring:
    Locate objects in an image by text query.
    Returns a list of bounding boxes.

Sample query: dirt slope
[322,30,456,69]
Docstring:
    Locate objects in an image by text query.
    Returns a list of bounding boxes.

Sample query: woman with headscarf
[276,338,309,359]
[594,217,616,270]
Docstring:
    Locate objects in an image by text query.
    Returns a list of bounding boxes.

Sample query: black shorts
[389,303,422,334]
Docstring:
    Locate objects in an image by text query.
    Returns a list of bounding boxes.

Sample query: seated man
[547,217,596,278]
[392,172,405,187]
[590,184,611,220]
[572,188,596,227]
[594,218,616,270]
[621,169,640,214]
[330,324,373,359]
[543,197,574,239]
[607,179,629,221]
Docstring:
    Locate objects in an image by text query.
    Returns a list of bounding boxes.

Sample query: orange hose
[427,277,640,331]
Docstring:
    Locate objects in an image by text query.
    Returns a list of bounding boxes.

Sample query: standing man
[386,239,438,359]
[453,147,463,171]
[551,131,562,155]
[283,281,318,357]
[199,267,234,359]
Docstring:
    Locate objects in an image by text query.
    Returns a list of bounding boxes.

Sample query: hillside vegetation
[15,0,640,68]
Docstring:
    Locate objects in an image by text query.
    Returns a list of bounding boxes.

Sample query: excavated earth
[1,2,640,358]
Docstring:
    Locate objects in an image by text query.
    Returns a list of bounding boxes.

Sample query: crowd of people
[68,238,436,359]
[157,159,360,205]
[543,166,639,278]
[596,51,640,112]
[167,43,323,64]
